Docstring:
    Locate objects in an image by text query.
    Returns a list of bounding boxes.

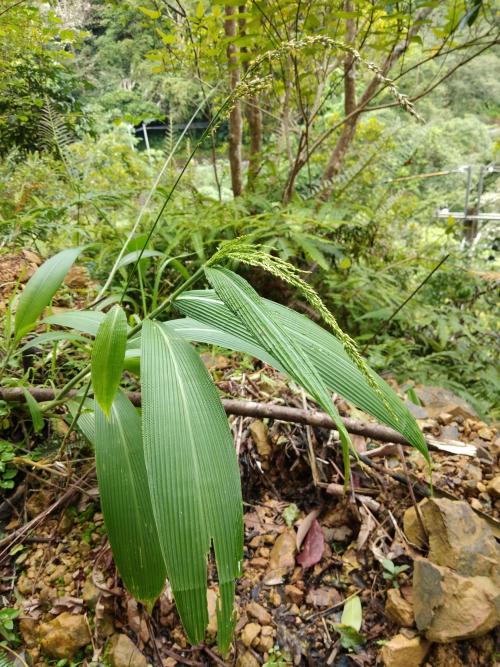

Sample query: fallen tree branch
[222,398,410,444]
[1,388,498,548]
[0,386,475,456]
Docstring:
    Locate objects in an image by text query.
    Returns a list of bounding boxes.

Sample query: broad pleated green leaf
[18,331,88,353]
[173,289,427,459]
[169,318,280,367]
[123,349,141,375]
[43,310,105,336]
[119,318,277,377]
[116,249,165,268]
[205,266,354,477]
[94,391,167,606]
[141,320,243,654]
[91,305,127,416]
[14,247,83,340]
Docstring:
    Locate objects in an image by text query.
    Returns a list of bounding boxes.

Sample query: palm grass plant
[0,41,430,652]
[2,237,429,653]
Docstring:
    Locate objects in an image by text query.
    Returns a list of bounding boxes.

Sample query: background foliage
[0,0,499,417]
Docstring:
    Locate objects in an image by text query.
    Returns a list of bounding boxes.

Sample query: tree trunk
[224,6,243,197]
[318,0,357,200]
[245,99,262,189]
[239,5,262,190]
[318,6,434,201]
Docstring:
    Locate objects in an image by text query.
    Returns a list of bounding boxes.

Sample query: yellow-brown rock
[487,475,500,498]
[385,588,414,627]
[241,622,261,648]
[19,617,38,649]
[246,600,272,625]
[284,584,304,605]
[39,613,91,659]
[380,634,429,667]
[108,633,147,667]
[206,588,218,635]
[265,530,296,583]
[403,503,427,549]
[413,559,500,642]
[420,498,499,582]
[236,651,260,667]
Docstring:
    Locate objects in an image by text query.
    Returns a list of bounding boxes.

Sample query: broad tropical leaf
[91,305,127,416]
[18,331,88,353]
[43,310,105,336]
[119,318,278,377]
[116,249,164,269]
[168,318,279,367]
[94,391,166,606]
[123,349,141,375]
[173,289,427,459]
[14,247,83,340]
[205,266,354,477]
[141,320,243,654]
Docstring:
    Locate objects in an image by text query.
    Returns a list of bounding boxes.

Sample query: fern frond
[0,649,15,667]
[39,100,74,151]
[39,99,77,180]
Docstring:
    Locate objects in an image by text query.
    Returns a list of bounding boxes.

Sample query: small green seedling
[0,441,17,490]
[282,503,300,528]
[332,595,365,652]
[263,646,292,667]
[406,387,421,406]
[0,608,19,643]
[382,558,410,588]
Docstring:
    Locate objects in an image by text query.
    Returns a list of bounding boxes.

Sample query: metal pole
[470,165,487,252]
[142,122,152,161]
[476,165,485,212]
[462,165,473,247]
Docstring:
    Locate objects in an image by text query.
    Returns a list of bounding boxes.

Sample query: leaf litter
[0,355,498,666]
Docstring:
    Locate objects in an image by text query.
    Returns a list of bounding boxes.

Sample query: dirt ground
[0,358,498,666]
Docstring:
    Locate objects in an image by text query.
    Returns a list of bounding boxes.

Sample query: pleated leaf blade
[68,398,95,444]
[43,310,105,337]
[169,318,280,368]
[91,305,127,416]
[14,247,83,340]
[205,266,354,477]
[18,331,89,353]
[141,320,243,654]
[94,391,167,606]
[173,289,427,459]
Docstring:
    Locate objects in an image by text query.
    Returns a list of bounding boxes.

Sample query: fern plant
[39,99,77,181]
[5,241,429,655]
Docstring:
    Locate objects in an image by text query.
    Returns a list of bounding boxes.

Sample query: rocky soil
[0,361,499,666]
